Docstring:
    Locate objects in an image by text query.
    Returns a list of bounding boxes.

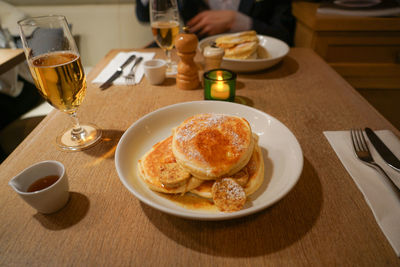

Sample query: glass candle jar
[203,69,236,102]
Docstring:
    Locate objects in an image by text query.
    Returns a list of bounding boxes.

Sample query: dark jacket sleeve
[240,0,296,46]
[136,0,150,23]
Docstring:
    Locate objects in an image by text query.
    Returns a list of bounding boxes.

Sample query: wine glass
[18,15,101,151]
[149,0,180,75]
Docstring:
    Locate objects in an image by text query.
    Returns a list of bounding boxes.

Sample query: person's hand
[186,10,236,37]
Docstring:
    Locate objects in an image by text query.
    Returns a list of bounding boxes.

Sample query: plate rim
[115,101,303,220]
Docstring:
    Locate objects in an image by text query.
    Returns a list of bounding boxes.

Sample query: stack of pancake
[215,31,259,60]
[137,113,264,212]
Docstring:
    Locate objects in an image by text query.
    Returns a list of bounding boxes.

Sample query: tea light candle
[203,69,236,102]
[211,75,229,99]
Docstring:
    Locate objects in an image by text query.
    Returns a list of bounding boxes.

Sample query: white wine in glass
[150,0,180,75]
[18,15,101,151]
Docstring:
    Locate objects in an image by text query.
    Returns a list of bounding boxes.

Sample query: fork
[124,56,143,84]
[350,129,399,190]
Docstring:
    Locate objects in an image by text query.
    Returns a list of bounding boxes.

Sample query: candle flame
[216,70,223,81]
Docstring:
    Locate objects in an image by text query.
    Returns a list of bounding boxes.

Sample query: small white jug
[9,160,69,214]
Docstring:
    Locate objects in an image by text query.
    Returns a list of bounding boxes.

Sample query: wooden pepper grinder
[175,27,199,90]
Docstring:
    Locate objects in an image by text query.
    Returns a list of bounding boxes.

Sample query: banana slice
[225,168,249,187]
[159,163,191,188]
[212,178,246,212]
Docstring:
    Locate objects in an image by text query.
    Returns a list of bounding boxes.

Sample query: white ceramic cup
[143,59,167,85]
[9,160,69,214]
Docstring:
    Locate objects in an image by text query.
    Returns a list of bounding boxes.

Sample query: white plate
[115,101,303,220]
[198,34,289,73]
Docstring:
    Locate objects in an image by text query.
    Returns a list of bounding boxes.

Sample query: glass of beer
[18,15,101,151]
[150,0,180,75]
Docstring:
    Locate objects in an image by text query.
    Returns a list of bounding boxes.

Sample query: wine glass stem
[165,49,172,68]
[69,112,86,141]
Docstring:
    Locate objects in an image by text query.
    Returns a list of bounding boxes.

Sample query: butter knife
[365,128,400,172]
[100,55,136,90]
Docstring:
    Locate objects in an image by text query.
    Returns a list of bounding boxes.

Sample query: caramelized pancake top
[142,136,176,179]
[172,113,254,179]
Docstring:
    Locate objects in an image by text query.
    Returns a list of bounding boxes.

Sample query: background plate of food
[198,31,289,73]
[115,101,303,220]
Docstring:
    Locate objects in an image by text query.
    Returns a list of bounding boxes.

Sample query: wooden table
[1,48,399,266]
[0,48,25,75]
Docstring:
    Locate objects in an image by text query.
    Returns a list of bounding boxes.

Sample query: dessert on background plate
[214,30,269,60]
[198,31,289,72]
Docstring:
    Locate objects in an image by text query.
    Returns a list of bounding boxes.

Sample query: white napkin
[91,51,155,85]
[324,130,400,257]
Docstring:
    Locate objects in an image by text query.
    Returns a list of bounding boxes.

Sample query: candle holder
[203,69,236,102]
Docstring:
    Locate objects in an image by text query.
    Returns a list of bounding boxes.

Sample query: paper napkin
[324,130,400,257]
[91,51,155,85]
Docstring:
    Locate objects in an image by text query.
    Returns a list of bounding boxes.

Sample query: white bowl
[198,34,289,73]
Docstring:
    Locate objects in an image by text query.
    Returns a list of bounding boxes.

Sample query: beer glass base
[57,124,102,151]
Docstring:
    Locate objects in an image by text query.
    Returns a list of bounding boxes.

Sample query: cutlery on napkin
[324,130,400,257]
[92,51,155,87]
[99,54,136,90]
[365,128,400,173]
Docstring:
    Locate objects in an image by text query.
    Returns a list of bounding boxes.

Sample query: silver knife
[100,55,136,90]
[365,127,400,172]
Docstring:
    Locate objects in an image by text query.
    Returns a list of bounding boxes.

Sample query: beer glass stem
[165,49,171,67]
[70,112,86,141]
